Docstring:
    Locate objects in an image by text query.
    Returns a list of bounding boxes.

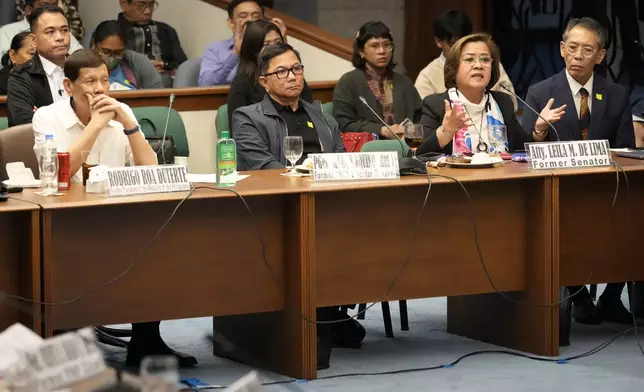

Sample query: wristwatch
[124,125,141,136]
[534,127,549,138]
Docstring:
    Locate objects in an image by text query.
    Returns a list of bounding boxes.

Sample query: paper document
[187,173,249,184]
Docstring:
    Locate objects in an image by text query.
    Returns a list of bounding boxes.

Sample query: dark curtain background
[0,0,17,27]
[490,0,644,98]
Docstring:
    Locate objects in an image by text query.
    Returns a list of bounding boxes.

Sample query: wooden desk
[209,165,559,378]
[8,160,644,379]
[10,166,558,380]
[556,158,644,291]
[0,82,337,118]
[12,177,314,378]
[0,199,40,334]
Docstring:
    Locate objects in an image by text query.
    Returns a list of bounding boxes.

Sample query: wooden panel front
[448,177,559,356]
[315,177,557,356]
[42,195,286,333]
[315,179,528,306]
[212,193,317,380]
[0,208,40,334]
[559,170,644,285]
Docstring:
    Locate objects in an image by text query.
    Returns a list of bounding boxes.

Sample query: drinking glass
[403,124,424,158]
[488,124,508,153]
[81,150,100,186]
[140,355,178,392]
[283,136,303,176]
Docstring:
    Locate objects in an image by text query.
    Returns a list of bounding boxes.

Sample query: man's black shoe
[126,338,197,368]
[333,317,366,349]
[317,338,332,370]
[572,298,602,325]
[597,298,634,324]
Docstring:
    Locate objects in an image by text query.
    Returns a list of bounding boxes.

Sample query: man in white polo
[32,48,197,367]
[32,48,156,182]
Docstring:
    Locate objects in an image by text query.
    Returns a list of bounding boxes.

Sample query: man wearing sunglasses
[523,17,635,327]
[117,0,187,87]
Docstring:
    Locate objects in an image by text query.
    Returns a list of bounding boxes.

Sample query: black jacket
[7,55,54,127]
[522,70,634,148]
[0,66,10,95]
[227,74,313,128]
[417,90,531,155]
[117,13,187,71]
[332,68,422,134]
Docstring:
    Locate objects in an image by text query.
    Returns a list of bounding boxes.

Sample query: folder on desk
[615,150,644,160]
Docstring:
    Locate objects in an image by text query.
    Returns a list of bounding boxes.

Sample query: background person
[117,0,187,87]
[0,31,35,94]
[199,0,286,86]
[91,20,163,90]
[333,21,422,140]
[414,10,517,109]
[7,5,71,126]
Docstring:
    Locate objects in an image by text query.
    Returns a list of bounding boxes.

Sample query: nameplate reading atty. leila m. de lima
[526,140,612,170]
[106,165,191,196]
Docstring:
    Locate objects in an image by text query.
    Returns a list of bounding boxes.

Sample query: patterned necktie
[579,88,591,140]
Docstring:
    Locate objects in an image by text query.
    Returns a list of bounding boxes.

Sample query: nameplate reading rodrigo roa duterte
[106,165,191,196]
[526,140,612,170]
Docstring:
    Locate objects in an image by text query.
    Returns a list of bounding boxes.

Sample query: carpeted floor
[102,289,644,391]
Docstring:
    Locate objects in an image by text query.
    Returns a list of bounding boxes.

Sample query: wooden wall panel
[404,0,486,81]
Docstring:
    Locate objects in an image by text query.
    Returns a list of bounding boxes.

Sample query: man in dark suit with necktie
[523,17,635,326]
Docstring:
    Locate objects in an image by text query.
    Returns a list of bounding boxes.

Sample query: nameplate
[311,152,400,181]
[106,165,191,196]
[527,140,612,170]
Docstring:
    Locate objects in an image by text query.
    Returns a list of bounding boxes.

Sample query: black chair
[355,301,409,338]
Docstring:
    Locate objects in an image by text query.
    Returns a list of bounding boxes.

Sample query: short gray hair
[563,17,607,49]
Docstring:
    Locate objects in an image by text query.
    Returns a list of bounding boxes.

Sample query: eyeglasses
[564,43,598,58]
[263,64,304,79]
[133,1,159,11]
[96,47,125,58]
[365,41,394,52]
[461,55,493,67]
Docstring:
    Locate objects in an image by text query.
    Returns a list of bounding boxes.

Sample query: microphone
[161,93,176,164]
[358,96,427,175]
[499,83,561,142]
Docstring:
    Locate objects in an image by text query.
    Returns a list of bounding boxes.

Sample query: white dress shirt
[39,55,66,103]
[32,98,144,183]
[565,69,594,118]
[0,18,83,60]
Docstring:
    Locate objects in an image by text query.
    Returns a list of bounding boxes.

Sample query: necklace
[462,98,489,153]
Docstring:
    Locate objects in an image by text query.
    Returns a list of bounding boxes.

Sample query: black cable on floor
[181,326,644,391]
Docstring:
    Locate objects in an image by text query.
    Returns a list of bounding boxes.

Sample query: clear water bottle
[40,134,58,195]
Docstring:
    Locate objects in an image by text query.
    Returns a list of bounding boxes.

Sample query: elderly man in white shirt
[33,48,157,182]
[0,0,82,60]
[32,48,196,368]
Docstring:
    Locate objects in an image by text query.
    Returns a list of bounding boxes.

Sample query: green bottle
[216,130,237,187]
